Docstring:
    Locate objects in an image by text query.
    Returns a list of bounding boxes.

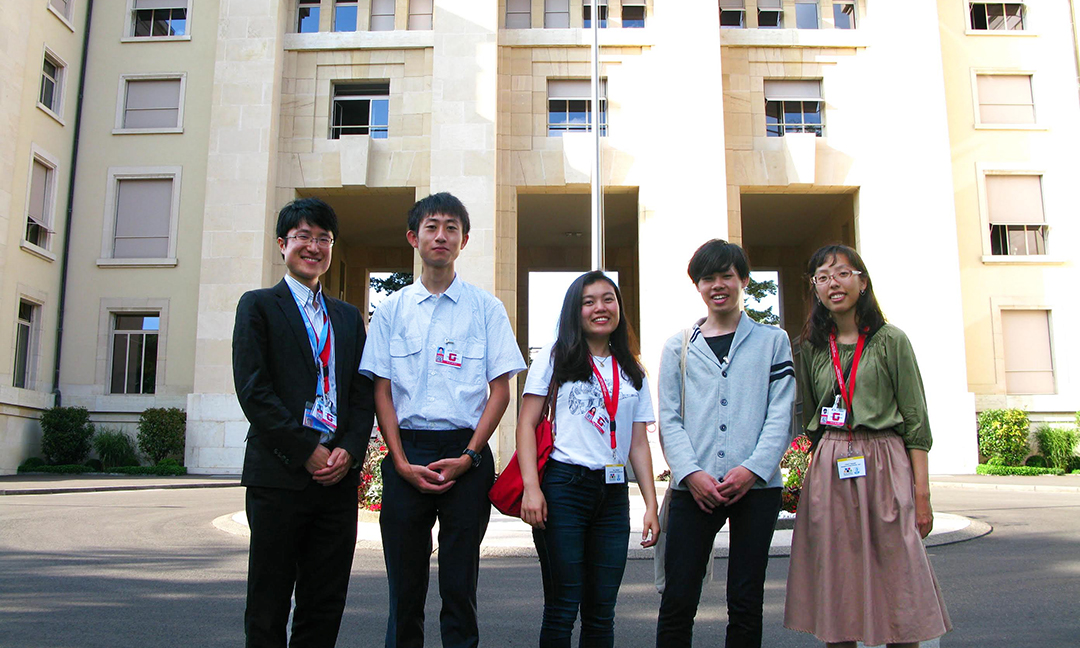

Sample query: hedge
[976,464,1065,477]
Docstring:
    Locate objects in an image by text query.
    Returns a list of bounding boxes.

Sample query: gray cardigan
[658,313,796,491]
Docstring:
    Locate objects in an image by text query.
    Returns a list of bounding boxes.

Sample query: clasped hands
[305,444,353,486]
[685,465,758,512]
[397,455,473,494]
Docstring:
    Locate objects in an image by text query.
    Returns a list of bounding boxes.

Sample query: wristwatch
[462,448,481,469]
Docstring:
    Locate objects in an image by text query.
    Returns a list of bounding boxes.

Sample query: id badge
[304,399,336,434]
[836,455,866,480]
[605,464,625,484]
[820,395,847,428]
[434,345,462,368]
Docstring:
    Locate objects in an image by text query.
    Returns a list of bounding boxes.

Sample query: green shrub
[18,457,46,470]
[976,464,1064,476]
[40,406,95,465]
[108,461,187,476]
[17,463,97,474]
[137,408,186,464]
[93,427,140,468]
[977,409,1031,466]
[1034,425,1079,472]
[1069,456,1080,473]
[1024,454,1047,468]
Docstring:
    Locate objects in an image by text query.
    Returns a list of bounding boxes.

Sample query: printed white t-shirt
[522,344,655,470]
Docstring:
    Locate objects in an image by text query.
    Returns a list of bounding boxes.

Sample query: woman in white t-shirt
[516,270,660,648]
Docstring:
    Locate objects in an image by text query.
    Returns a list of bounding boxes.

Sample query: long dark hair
[551,271,645,390]
[801,245,887,349]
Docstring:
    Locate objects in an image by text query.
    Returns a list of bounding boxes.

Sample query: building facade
[2,0,1077,474]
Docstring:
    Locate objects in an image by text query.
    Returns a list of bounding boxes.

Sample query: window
[584,0,607,28]
[14,301,38,389]
[331,83,390,139]
[758,0,783,28]
[297,0,320,33]
[370,0,395,30]
[622,2,645,27]
[111,177,174,258]
[976,74,1035,124]
[765,80,823,136]
[1001,310,1054,394]
[833,2,855,29]
[720,0,745,28]
[49,0,73,22]
[548,79,607,136]
[131,0,188,37]
[40,53,64,115]
[110,313,160,395]
[120,77,183,130]
[970,2,1024,31]
[408,0,433,29]
[335,0,357,31]
[986,174,1046,256]
[506,0,531,28]
[26,157,55,250]
[545,0,570,28]
[796,1,818,28]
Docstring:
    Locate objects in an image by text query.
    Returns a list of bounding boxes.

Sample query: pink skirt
[784,429,951,645]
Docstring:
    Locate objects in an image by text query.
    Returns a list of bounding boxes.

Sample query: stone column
[636,0,727,373]
[427,1,507,456]
[185,0,289,473]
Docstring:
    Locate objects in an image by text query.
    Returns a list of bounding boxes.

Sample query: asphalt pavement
[1,472,1078,647]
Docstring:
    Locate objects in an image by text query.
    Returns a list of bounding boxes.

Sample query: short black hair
[276,197,339,240]
[407,192,470,236]
[687,239,751,283]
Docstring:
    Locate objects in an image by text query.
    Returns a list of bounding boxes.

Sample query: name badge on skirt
[836,455,866,480]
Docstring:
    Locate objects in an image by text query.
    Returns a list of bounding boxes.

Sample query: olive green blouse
[798,323,932,452]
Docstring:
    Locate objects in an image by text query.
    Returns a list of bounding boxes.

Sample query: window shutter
[986,175,1043,224]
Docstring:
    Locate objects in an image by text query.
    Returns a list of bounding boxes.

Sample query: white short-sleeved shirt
[523,344,655,470]
[360,275,527,431]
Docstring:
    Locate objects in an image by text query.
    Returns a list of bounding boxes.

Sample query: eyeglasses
[810,269,862,285]
[286,234,335,248]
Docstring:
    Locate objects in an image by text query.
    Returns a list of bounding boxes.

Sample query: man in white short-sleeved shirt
[360,192,526,648]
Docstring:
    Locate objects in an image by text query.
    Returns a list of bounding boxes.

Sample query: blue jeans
[533,460,631,648]
[656,487,782,648]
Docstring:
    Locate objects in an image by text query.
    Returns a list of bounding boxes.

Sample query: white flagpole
[590,0,605,271]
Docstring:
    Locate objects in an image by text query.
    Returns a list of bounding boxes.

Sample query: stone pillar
[636,0,727,373]
[427,1,507,457]
[186,0,288,474]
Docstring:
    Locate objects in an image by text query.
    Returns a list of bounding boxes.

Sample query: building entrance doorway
[295,187,416,319]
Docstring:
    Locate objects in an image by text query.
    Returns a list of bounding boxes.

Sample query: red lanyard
[828,330,865,429]
[302,308,333,395]
[588,355,620,450]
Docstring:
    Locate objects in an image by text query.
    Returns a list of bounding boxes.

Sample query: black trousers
[245,475,359,648]
[380,429,495,648]
[656,487,782,648]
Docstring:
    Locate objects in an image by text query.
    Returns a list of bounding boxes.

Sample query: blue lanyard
[295,291,333,398]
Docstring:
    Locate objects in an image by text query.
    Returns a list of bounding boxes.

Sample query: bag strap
[679,327,692,419]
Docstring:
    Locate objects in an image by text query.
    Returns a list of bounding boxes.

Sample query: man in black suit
[233,197,375,648]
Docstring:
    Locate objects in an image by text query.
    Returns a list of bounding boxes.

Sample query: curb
[929,480,1080,494]
[0,481,241,496]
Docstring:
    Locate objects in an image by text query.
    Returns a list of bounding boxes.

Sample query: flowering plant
[358,435,388,511]
[780,434,811,513]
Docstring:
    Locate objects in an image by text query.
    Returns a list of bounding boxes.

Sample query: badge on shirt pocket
[434,345,462,368]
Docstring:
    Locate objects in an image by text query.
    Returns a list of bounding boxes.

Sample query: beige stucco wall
[938,0,1080,425]
[60,0,219,428]
[0,0,86,472]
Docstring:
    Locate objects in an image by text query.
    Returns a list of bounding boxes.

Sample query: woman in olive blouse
[784,245,950,648]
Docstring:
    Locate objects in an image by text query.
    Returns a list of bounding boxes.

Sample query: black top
[705,333,735,364]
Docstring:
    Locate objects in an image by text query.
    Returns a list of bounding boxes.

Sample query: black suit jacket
[233,279,375,490]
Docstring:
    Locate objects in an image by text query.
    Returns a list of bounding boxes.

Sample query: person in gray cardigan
[655,239,795,648]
